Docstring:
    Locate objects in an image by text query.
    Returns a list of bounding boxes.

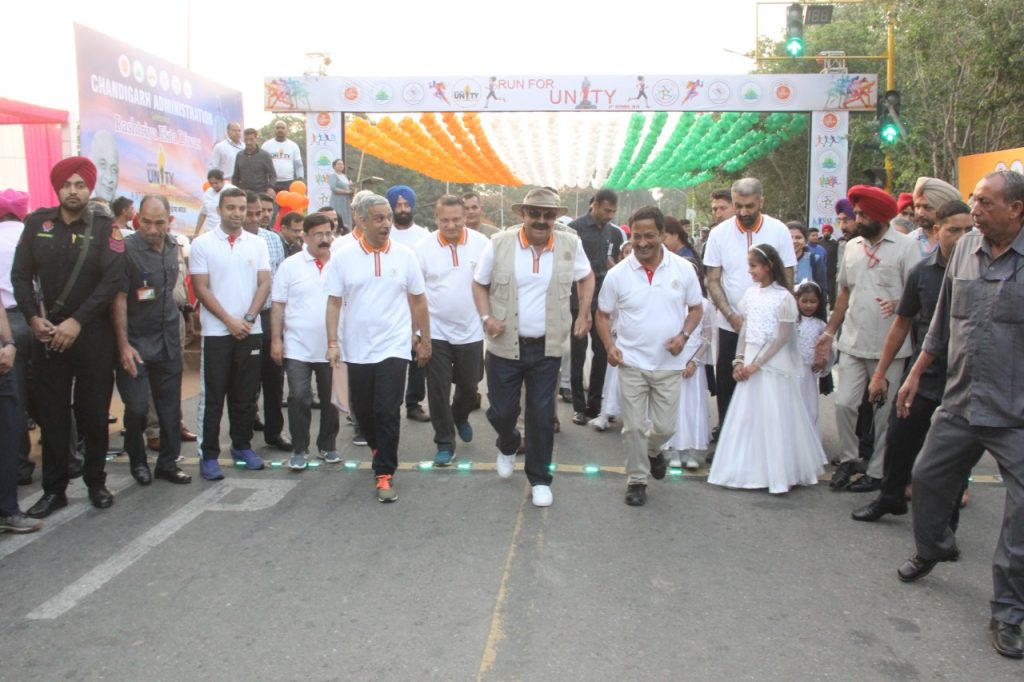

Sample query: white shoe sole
[496,454,515,479]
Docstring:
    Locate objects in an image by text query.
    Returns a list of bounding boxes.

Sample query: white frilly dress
[665,298,715,451]
[707,283,826,494]
[795,315,832,444]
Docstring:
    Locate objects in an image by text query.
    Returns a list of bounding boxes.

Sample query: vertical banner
[74,23,243,233]
[807,110,849,231]
[305,112,343,213]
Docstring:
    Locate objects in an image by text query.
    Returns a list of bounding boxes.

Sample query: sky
[3,0,787,125]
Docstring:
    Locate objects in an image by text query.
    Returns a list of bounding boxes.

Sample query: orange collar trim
[518,227,555,251]
[358,234,391,254]
[736,215,764,234]
[437,228,468,247]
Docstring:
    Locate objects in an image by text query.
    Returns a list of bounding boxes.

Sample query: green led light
[344,460,359,469]
[582,464,600,474]
[785,36,804,57]
[105,455,115,461]
[270,461,283,468]
[880,122,900,144]
[456,461,473,470]
[308,461,321,468]
[548,463,557,472]
[418,461,434,470]
[234,461,246,467]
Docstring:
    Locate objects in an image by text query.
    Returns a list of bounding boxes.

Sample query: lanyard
[862,239,882,269]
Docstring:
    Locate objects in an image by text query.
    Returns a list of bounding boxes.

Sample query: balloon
[299,196,309,209]
[202,181,210,191]
[275,192,291,207]
[289,180,307,195]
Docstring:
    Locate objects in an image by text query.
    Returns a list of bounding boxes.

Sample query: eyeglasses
[526,208,557,221]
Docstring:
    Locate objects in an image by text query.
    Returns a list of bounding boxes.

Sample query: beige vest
[487,229,579,359]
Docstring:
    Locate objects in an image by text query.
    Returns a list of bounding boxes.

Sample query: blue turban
[386,185,416,211]
[834,197,855,219]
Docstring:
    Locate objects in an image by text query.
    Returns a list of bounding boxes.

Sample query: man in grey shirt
[232,128,276,195]
[894,170,1024,659]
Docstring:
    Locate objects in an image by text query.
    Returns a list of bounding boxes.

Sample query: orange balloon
[275,192,289,207]
[299,196,309,208]
[202,181,211,191]
[289,180,307,195]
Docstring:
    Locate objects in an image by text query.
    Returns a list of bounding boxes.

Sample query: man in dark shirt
[113,195,191,487]
[852,200,973,522]
[11,157,126,516]
[567,189,622,424]
[232,128,276,195]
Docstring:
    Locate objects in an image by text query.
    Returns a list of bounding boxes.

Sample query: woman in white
[328,159,354,232]
[708,245,825,494]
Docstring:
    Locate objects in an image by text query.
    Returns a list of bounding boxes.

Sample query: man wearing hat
[472,188,594,507]
[908,177,963,259]
[11,157,126,516]
[815,185,920,491]
[897,192,915,219]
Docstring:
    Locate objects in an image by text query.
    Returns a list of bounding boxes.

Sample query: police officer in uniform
[11,157,126,516]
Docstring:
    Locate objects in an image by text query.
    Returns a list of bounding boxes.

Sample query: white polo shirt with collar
[474,228,591,339]
[389,223,429,250]
[271,249,331,363]
[211,138,244,177]
[598,248,703,371]
[189,227,270,336]
[324,237,426,365]
[414,228,489,344]
[702,213,797,331]
[198,185,224,232]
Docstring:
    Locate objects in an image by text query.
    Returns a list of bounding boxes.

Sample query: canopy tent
[0,97,70,211]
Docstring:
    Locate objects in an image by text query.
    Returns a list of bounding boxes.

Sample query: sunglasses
[526,208,558,221]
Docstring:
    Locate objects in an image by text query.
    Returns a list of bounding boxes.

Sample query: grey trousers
[835,353,904,478]
[284,359,338,455]
[618,366,682,485]
[911,409,1022,625]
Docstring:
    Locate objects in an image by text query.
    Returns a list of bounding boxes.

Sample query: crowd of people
[0,120,1022,657]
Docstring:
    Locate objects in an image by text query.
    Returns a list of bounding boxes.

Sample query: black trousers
[116,356,182,473]
[405,346,426,409]
[425,340,484,452]
[715,328,739,427]
[570,307,606,416]
[347,357,408,476]
[0,370,20,515]
[7,308,33,476]
[486,344,559,486]
[258,310,285,439]
[32,321,115,493]
[198,334,262,460]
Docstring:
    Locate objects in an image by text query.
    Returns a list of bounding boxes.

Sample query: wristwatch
[480,314,491,324]
[243,313,256,324]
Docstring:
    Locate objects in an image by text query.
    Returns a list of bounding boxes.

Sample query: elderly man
[908,177,962,259]
[326,193,431,503]
[113,195,192,486]
[211,122,244,178]
[415,195,489,467]
[11,157,126,515]
[596,206,703,506]
[232,128,276,196]
[704,177,796,449]
[473,188,594,507]
[893,170,1024,660]
[815,186,920,491]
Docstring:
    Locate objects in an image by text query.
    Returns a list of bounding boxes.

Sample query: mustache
[318,242,331,249]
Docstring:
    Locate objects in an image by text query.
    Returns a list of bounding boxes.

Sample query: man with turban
[814,185,921,492]
[897,192,914,219]
[385,185,431,422]
[11,157,126,516]
[909,177,963,259]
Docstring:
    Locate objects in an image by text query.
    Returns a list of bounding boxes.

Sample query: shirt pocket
[871,264,902,299]
[993,281,1024,323]
[557,270,574,319]
[490,271,512,320]
[950,278,978,319]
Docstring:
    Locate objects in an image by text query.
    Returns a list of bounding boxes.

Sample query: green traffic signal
[880,120,900,144]
[786,3,804,57]
[786,36,804,57]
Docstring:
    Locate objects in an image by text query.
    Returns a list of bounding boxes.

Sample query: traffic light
[786,3,805,57]
[878,90,903,145]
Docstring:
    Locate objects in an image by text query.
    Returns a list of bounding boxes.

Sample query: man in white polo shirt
[414,195,489,467]
[596,206,703,506]
[194,169,227,236]
[211,122,244,178]
[189,187,272,481]
[325,193,431,503]
[270,212,340,471]
[704,177,796,454]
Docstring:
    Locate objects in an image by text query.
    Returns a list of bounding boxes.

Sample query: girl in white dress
[708,245,826,494]
[794,281,831,447]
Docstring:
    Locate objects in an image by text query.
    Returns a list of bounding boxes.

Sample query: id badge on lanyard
[136,271,155,302]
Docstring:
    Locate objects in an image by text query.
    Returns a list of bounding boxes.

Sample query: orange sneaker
[375,474,398,503]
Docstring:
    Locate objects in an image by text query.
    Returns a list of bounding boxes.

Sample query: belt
[518,336,545,346]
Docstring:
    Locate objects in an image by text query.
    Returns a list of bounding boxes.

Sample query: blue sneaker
[230,448,265,470]
[434,450,456,467]
[456,422,473,443]
[200,458,225,481]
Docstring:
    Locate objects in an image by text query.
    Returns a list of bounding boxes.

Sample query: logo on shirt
[671,279,681,290]
[42,221,54,233]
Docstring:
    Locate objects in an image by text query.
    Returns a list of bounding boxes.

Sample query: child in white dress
[794,280,831,447]
[708,245,826,494]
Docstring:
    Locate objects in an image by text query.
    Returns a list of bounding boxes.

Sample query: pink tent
[0,97,69,211]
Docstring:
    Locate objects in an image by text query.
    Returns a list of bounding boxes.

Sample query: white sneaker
[588,414,610,431]
[684,453,700,470]
[666,449,682,469]
[532,484,553,507]
[496,453,516,479]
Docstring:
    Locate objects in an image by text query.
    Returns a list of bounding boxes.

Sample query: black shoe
[709,426,720,444]
[154,467,192,484]
[649,452,668,481]
[897,549,960,583]
[830,461,858,490]
[852,496,908,522]
[26,492,68,519]
[107,413,118,424]
[88,486,114,509]
[406,405,430,422]
[253,416,265,432]
[265,435,293,451]
[625,483,647,506]
[571,412,588,425]
[558,387,573,403]
[848,475,881,493]
[990,619,1024,659]
[130,461,152,486]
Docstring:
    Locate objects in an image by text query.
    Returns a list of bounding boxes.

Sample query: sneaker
[588,414,610,431]
[684,453,701,470]
[0,513,43,534]
[496,452,516,478]
[558,387,572,403]
[352,429,368,447]
[456,421,473,443]
[666,449,682,469]
[230,448,265,470]
[625,483,647,506]
[318,450,343,464]
[531,484,553,507]
[376,474,398,503]
[571,411,588,425]
[434,450,456,467]
[200,458,225,481]
[288,453,308,471]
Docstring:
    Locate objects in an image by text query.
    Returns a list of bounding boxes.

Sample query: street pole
[884,12,895,194]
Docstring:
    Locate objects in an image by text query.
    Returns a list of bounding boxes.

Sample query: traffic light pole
[884,13,895,193]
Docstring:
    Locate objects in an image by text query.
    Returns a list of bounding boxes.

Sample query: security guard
[113,194,191,486]
[11,157,126,516]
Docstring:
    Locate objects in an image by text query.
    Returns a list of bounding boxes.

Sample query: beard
[737,212,758,228]
[394,211,413,227]
[915,215,934,232]
[856,218,885,240]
